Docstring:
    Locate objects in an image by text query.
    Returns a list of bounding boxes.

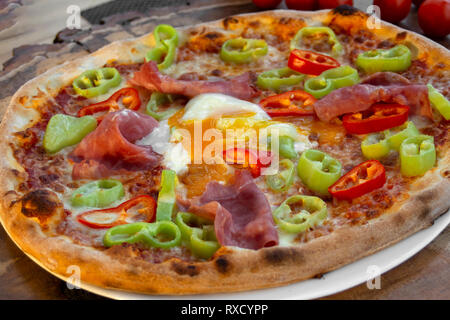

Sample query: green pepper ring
[297,149,342,196]
[220,37,268,64]
[145,92,181,121]
[273,195,328,234]
[304,65,360,99]
[265,159,295,193]
[72,68,121,98]
[103,221,181,249]
[387,121,419,151]
[400,135,436,177]
[175,212,219,259]
[71,179,125,208]
[145,24,179,70]
[290,26,343,57]
[361,131,391,160]
[256,67,305,92]
[356,44,412,74]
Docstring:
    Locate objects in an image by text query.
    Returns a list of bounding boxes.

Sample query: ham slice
[313,72,433,122]
[70,109,161,179]
[361,72,411,86]
[178,170,279,250]
[129,61,259,100]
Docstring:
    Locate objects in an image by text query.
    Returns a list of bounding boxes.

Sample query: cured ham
[129,61,259,100]
[70,109,160,179]
[313,82,433,122]
[178,170,279,250]
[361,72,411,86]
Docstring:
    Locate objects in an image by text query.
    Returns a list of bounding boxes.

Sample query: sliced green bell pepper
[156,169,177,221]
[103,221,181,249]
[146,24,179,70]
[220,37,268,64]
[71,179,124,208]
[387,121,419,151]
[145,92,181,121]
[72,68,121,98]
[256,67,305,92]
[265,159,295,193]
[304,65,360,99]
[361,131,391,160]
[427,84,450,120]
[356,44,412,74]
[273,195,328,234]
[400,135,436,177]
[43,114,97,154]
[279,136,298,159]
[297,149,342,196]
[175,212,219,259]
[290,26,343,57]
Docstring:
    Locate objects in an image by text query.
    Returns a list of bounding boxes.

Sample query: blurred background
[0,0,448,70]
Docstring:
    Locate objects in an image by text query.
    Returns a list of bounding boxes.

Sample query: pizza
[0,7,449,295]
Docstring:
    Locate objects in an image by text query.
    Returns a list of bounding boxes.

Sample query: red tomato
[285,0,317,10]
[418,0,450,37]
[373,0,412,23]
[252,0,282,9]
[317,0,353,9]
[413,0,426,6]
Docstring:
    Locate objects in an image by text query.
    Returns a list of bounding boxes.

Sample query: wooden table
[0,0,449,300]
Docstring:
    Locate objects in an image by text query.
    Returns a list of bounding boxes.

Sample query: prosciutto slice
[361,72,411,86]
[70,109,160,179]
[313,72,433,122]
[178,170,279,250]
[129,61,259,100]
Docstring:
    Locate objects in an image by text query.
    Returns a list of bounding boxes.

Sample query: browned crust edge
[0,9,449,295]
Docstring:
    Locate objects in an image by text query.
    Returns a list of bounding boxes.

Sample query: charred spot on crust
[215,256,231,274]
[204,32,221,40]
[279,17,291,25]
[210,69,223,77]
[171,262,199,277]
[333,5,359,16]
[249,20,260,28]
[417,189,436,203]
[394,212,405,226]
[20,189,61,223]
[263,248,304,265]
[396,32,407,41]
[418,205,431,221]
[222,16,239,29]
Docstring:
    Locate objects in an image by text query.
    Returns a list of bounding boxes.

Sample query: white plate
[15,210,448,300]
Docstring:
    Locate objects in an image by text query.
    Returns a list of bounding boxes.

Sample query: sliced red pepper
[77,195,156,229]
[77,88,141,123]
[288,49,340,76]
[223,148,272,178]
[343,103,409,135]
[259,90,316,117]
[328,160,386,200]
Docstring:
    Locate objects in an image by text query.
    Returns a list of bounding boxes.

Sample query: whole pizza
[0,7,449,295]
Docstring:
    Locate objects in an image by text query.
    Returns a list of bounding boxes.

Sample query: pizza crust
[0,9,449,295]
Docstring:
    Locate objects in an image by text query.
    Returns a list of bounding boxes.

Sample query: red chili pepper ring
[328,160,386,200]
